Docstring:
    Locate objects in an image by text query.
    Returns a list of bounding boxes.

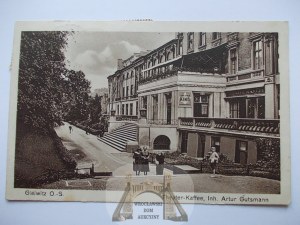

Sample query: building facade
[107,32,280,164]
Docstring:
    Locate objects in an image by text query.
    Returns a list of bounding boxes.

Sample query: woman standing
[141,147,150,175]
[133,148,142,175]
[155,152,165,175]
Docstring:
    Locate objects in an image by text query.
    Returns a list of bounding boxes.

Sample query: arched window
[166,52,170,61]
[153,135,170,150]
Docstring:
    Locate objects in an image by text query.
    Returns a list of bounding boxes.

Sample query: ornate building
[106,32,279,164]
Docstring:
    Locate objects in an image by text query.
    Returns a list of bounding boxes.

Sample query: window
[199,32,206,46]
[229,97,265,119]
[126,86,129,97]
[130,85,134,96]
[230,101,240,118]
[122,87,125,98]
[212,32,220,40]
[235,141,248,164]
[126,104,128,115]
[193,93,209,117]
[188,32,194,50]
[178,39,183,55]
[253,40,263,69]
[122,104,125,115]
[142,96,147,109]
[229,48,237,74]
[211,136,221,153]
[130,103,133,115]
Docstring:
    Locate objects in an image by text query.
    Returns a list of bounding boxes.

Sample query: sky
[64,32,175,91]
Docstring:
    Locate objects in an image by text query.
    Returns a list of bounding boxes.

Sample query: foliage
[63,70,91,122]
[89,94,102,124]
[17,31,93,131]
[255,138,280,170]
[18,31,70,130]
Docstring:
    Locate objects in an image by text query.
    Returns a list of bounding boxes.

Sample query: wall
[238,33,252,71]
[138,125,178,151]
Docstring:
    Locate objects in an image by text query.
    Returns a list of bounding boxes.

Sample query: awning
[180,43,228,74]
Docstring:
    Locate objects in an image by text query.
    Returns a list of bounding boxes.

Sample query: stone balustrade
[116,115,138,121]
[179,117,279,134]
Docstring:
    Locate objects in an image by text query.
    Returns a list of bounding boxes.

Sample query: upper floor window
[229,48,237,74]
[199,32,206,46]
[188,32,194,50]
[130,85,134,96]
[253,40,263,69]
[212,32,220,40]
[178,39,183,55]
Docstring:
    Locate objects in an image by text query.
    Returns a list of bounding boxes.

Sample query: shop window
[193,93,209,117]
[235,140,248,164]
[229,97,264,119]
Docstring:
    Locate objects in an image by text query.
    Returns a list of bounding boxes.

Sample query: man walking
[69,125,73,134]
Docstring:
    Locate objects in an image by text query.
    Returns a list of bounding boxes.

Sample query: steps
[98,123,138,151]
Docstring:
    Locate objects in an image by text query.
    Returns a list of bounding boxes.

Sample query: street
[50,123,280,194]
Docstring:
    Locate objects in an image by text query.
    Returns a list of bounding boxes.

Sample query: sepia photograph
[6,21,290,205]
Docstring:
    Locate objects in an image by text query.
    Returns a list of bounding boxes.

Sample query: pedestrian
[141,146,150,175]
[133,148,142,176]
[155,152,165,175]
[86,126,89,135]
[69,125,73,134]
[209,147,219,178]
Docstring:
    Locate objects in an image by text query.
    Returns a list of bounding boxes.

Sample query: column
[265,82,276,119]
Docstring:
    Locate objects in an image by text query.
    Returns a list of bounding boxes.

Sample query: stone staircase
[98,123,138,151]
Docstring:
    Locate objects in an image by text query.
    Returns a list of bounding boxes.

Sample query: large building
[106,32,280,165]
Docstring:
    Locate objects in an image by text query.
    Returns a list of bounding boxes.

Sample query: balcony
[227,69,264,83]
[116,115,138,121]
[178,117,280,135]
[148,119,178,125]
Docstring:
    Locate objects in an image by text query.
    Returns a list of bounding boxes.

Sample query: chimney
[117,59,123,70]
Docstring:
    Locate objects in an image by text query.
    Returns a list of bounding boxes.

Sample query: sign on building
[178,92,192,107]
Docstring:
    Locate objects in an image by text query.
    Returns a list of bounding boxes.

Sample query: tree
[89,94,102,124]
[17,31,71,130]
[63,70,91,122]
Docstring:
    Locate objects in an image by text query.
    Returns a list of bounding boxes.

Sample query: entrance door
[166,94,172,124]
[181,131,188,153]
[198,134,205,157]
[235,140,248,164]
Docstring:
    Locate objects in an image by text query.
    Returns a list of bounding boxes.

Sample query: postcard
[6,21,290,209]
